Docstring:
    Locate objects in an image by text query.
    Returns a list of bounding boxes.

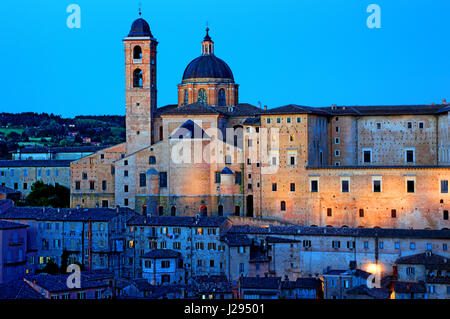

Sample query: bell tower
[124,10,158,154]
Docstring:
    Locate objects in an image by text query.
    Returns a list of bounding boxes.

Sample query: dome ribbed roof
[128,18,152,37]
[182,55,234,82]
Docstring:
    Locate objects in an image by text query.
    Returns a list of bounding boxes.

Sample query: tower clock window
[198,89,207,105]
[133,68,143,87]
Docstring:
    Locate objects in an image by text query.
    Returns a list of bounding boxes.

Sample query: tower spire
[138,2,142,17]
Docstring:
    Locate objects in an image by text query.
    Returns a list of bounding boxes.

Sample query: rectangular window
[310,180,319,192]
[290,183,295,192]
[441,180,449,193]
[297,117,301,123]
[407,180,415,193]
[215,171,221,183]
[23,183,27,190]
[336,126,340,133]
[82,172,87,180]
[359,209,364,218]
[364,241,369,249]
[124,185,128,193]
[235,172,242,184]
[124,198,128,206]
[267,118,271,124]
[410,242,416,250]
[395,242,400,249]
[391,209,397,218]
[139,173,146,187]
[247,183,252,190]
[89,181,95,190]
[376,122,381,129]
[419,122,424,129]
[327,208,332,217]
[272,183,277,191]
[341,180,349,193]
[287,117,291,123]
[406,149,415,163]
[363,150,372,164]
[159,172,167,188]
[443,210,449,220]
[290,156,295,165]
[102,180,107,191]
[124,170,128,177]
[332,241,340,249]
[75,181,80,190]
[407,122,412,129]
[373,179,381,193]
[335,150,340,157]
[335,137,340,144]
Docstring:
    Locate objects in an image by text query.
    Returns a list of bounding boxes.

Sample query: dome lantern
[202,27,214,55]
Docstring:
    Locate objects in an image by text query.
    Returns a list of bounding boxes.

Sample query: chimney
[443,98,447,104]
[264,105,267,111]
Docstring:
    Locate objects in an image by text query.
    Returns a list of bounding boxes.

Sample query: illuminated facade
[70,15,450,230]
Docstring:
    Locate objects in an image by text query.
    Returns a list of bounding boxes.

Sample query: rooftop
[127,215,228,228]
[0,206,133,222]
[0,160,72,167]
[227,225,450,240]
[142,249,181,259]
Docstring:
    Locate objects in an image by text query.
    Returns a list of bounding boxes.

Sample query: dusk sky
[1,0,449,117]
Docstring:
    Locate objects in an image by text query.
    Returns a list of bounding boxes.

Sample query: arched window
[281,201,286,211]
[171,206,176,216]
[197,89,207,105]
[133,69,143,87]
[158,206,164,216]
[200,205,208,217]
[218,88,226,106]
[218,205,223,216]
[149,156,156,164]
[184,90,189,105]
[133,46,142,60]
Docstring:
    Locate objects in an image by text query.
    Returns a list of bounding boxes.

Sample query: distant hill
[0,113,125,159]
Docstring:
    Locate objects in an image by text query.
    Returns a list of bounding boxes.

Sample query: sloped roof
[346,285,391,299]
[395,252,449,268]
[142,249,180,259]
[169,119,210,139]
[0,206,130,222]
[240,277,281,289]
[0,279,44,299]
[161,102,220,116]
[0,220,28,230]
[128,215,228,227]
[0,160,72,167]
[227,225,450,240]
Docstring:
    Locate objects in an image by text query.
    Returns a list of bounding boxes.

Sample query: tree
[23,181,70,208]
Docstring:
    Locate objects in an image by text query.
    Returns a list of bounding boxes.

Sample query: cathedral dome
[182,28,234,83]
[182,55,234,82]
[128,18,153,37]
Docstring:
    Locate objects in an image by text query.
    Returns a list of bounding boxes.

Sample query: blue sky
[0,0,449,117]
